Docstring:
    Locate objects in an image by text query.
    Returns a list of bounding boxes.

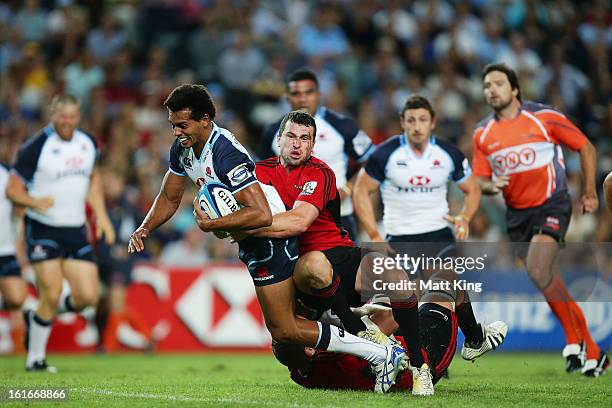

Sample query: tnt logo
[493,148,536,173]
[409,175,431,186]
[65,157,84,168]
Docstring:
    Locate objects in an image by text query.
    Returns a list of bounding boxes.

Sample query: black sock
[392,296,425,367]
[419,303,456,380]
[311,273,366,335]
[456,298,483,344]
[64,295,77,312]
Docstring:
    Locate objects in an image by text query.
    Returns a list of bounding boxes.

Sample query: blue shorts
[24,217,95,263]
[0,255,20,278]
[238,237,298,286]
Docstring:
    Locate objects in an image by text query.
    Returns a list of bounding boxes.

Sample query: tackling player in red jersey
[249,110,455,395]
[473,63,608,377]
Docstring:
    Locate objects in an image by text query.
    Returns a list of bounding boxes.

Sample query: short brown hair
[278,110,317,140]
[400,95,435,119]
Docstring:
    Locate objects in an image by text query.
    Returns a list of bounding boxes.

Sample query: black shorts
[418,303,458,384]
[506,192,572,245]
[238,237,298,286]
[0,255,20,278]
[24,217,95,263]
[296,246,363,313]
[388,227,457,258]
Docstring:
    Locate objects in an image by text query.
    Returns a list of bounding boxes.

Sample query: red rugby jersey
[256,156,353,254]
[472,102,588,209]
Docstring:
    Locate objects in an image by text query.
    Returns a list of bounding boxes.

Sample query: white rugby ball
[197,182,241,219]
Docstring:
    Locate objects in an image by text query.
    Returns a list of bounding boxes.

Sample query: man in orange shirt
[472,63,608,377]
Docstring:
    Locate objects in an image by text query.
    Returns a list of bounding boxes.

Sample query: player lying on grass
[274,285,459,392]
[127,85,407,393]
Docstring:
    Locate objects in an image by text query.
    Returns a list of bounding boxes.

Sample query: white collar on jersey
[401,134,436,159]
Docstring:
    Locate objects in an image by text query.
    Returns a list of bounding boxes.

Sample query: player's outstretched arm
[6,174,54,212]
[445,175,481,240]
[193,182,272,232]
[128,171,186,253]
[87,167,116,245]
[352,168,383,241]
[604,171,612,217]
[577,140,598,214]
[246,201,319,239]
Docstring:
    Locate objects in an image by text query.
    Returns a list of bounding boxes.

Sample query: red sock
[125,306,152,339]
[542,277,581,345]
[568,302,600,359]
[103,313,123,352]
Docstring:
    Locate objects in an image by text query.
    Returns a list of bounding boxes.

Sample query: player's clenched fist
[128,227,149,253]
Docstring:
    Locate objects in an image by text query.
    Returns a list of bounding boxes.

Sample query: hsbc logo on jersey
[65,157,84,168]
[398,175,440,193]
[409,175,431,186]
[492,148,537,173]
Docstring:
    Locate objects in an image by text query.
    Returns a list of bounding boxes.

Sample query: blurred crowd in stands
[1,0,611,270]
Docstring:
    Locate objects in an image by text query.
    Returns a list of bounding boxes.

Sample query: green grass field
[1,353,610,407]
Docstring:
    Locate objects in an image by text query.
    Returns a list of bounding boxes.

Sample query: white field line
[75,387,332,407]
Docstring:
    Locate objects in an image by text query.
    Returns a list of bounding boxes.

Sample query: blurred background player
[472,63,608,377]
[128,85,407,393]
[353,95,507,362]
[0,159,27,351]
[95,165,154,352]
[6,94,115,372]
[260,68,375,241]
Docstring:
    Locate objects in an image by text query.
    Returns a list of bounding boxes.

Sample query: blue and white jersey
[261,106,375,216]
[169,122,259,194]
[365,135,471,236]
[12,124,98,227]
[0,163,15,256]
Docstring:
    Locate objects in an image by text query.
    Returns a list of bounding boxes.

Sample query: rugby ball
[196,182,241,219]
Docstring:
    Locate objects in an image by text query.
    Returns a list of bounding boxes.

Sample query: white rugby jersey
[169,122,285,213]
[12,124,98,227]
[365,135,471,236]
[261,106,375,216]
[0,163,15,256]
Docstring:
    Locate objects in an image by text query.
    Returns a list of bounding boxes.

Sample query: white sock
[315,321,387,365]
[26,313,53,367]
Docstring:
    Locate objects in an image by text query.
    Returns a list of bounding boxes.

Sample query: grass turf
[1,352,610,407]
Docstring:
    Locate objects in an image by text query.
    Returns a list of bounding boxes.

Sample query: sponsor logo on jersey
[183,157,193,169]
[66,157,84,168]
[409,175,430,186]
[228,163,252,186]
[300,181,317,196]
[431,159,441,168]
[492,147,536,173]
